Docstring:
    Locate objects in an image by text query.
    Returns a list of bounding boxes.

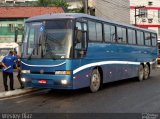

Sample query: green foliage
[34,0,69,11]
[69,8,84,13]
[35,0,53,7]
[52,0,69,11]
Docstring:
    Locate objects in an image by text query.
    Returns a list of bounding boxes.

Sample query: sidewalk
[0,71,21,92]
[0,71,38,99]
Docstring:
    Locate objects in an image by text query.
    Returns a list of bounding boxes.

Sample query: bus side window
[117,27,127,44]
[137,31,144,45]
[104,24,116,43]
[128,29,136,45]
[75,30,83,49]
[151,33,157,46]
[82,23,87,49]
[75,22,87,58]
[75,22,83,50]
[110,26,116,42]
[144,32,151,46]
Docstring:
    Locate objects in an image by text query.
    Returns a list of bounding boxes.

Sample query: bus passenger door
[74,22,87,59]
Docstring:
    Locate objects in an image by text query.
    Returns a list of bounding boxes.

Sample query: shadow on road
[29,77,146,98]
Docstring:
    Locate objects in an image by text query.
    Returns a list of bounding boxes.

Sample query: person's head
[13,50,17,55]
[9,50,14,55]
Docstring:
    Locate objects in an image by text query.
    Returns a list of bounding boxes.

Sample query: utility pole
[134,6,145,26]
[83,0,88,14]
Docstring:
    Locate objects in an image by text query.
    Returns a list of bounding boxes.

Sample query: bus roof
[26,13,156,33]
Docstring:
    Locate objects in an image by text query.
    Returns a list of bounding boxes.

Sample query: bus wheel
[144,64,150,80]
[90,69,101,93]
[138,64,144,81]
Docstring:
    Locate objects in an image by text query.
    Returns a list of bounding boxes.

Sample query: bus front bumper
[21,74,73,89]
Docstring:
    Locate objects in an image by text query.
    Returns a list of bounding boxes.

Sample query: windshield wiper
[41,32,57,60]
[42,42,56,60]
[27,47,36,60]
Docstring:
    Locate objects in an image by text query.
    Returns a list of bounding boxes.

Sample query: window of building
[117,27,127,44]
[8,24,15,32]
[0,24,2,28]
[158,10,160,18]
[137,31,144,45]
[139,9,148,18]
[128,29,136,44]
[158,28,160,36]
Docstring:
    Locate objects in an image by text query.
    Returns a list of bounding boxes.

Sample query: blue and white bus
[16,13,158,92]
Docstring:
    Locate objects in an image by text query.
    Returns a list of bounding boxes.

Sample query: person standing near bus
[13,50,24,89]
[1,50,17,91]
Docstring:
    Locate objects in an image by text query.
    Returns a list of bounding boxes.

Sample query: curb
[0,88,39,99]
[157,65,160,68]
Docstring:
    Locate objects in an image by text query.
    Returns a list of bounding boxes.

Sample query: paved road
[0,68,160,113]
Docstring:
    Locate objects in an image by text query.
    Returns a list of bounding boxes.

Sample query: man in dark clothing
[13,50,24,89]
[1,51,17,91]
[16,59,24,89]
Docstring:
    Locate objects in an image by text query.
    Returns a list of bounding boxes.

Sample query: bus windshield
[23,20,73,59]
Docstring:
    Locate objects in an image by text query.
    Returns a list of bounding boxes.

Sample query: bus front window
[42,20,73,59]
[23,22,43,58]
[23,20,73,59]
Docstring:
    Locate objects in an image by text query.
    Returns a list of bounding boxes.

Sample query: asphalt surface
[0,68,160,113]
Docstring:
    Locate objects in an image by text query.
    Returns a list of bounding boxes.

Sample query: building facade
[94,0,130,24]
[0,7,64,43]
[130,0,160,41]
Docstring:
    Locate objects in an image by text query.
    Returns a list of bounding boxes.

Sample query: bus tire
[90,69,101,93]
[138,64,144,81]
[144,64,150,80]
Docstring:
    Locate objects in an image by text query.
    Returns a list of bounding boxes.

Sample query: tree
[35,0,53,7]
[35,0,69,11]
[52,0,69,11]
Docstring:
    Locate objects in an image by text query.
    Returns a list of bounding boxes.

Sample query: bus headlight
[21,70,30,74]
[61,80,68,85]
[55,71,71,75]
[21,78,26,82]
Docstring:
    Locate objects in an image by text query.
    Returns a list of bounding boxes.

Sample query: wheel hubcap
[139,66,144,81]
[92,74,100,88]
[144,65,149,79]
